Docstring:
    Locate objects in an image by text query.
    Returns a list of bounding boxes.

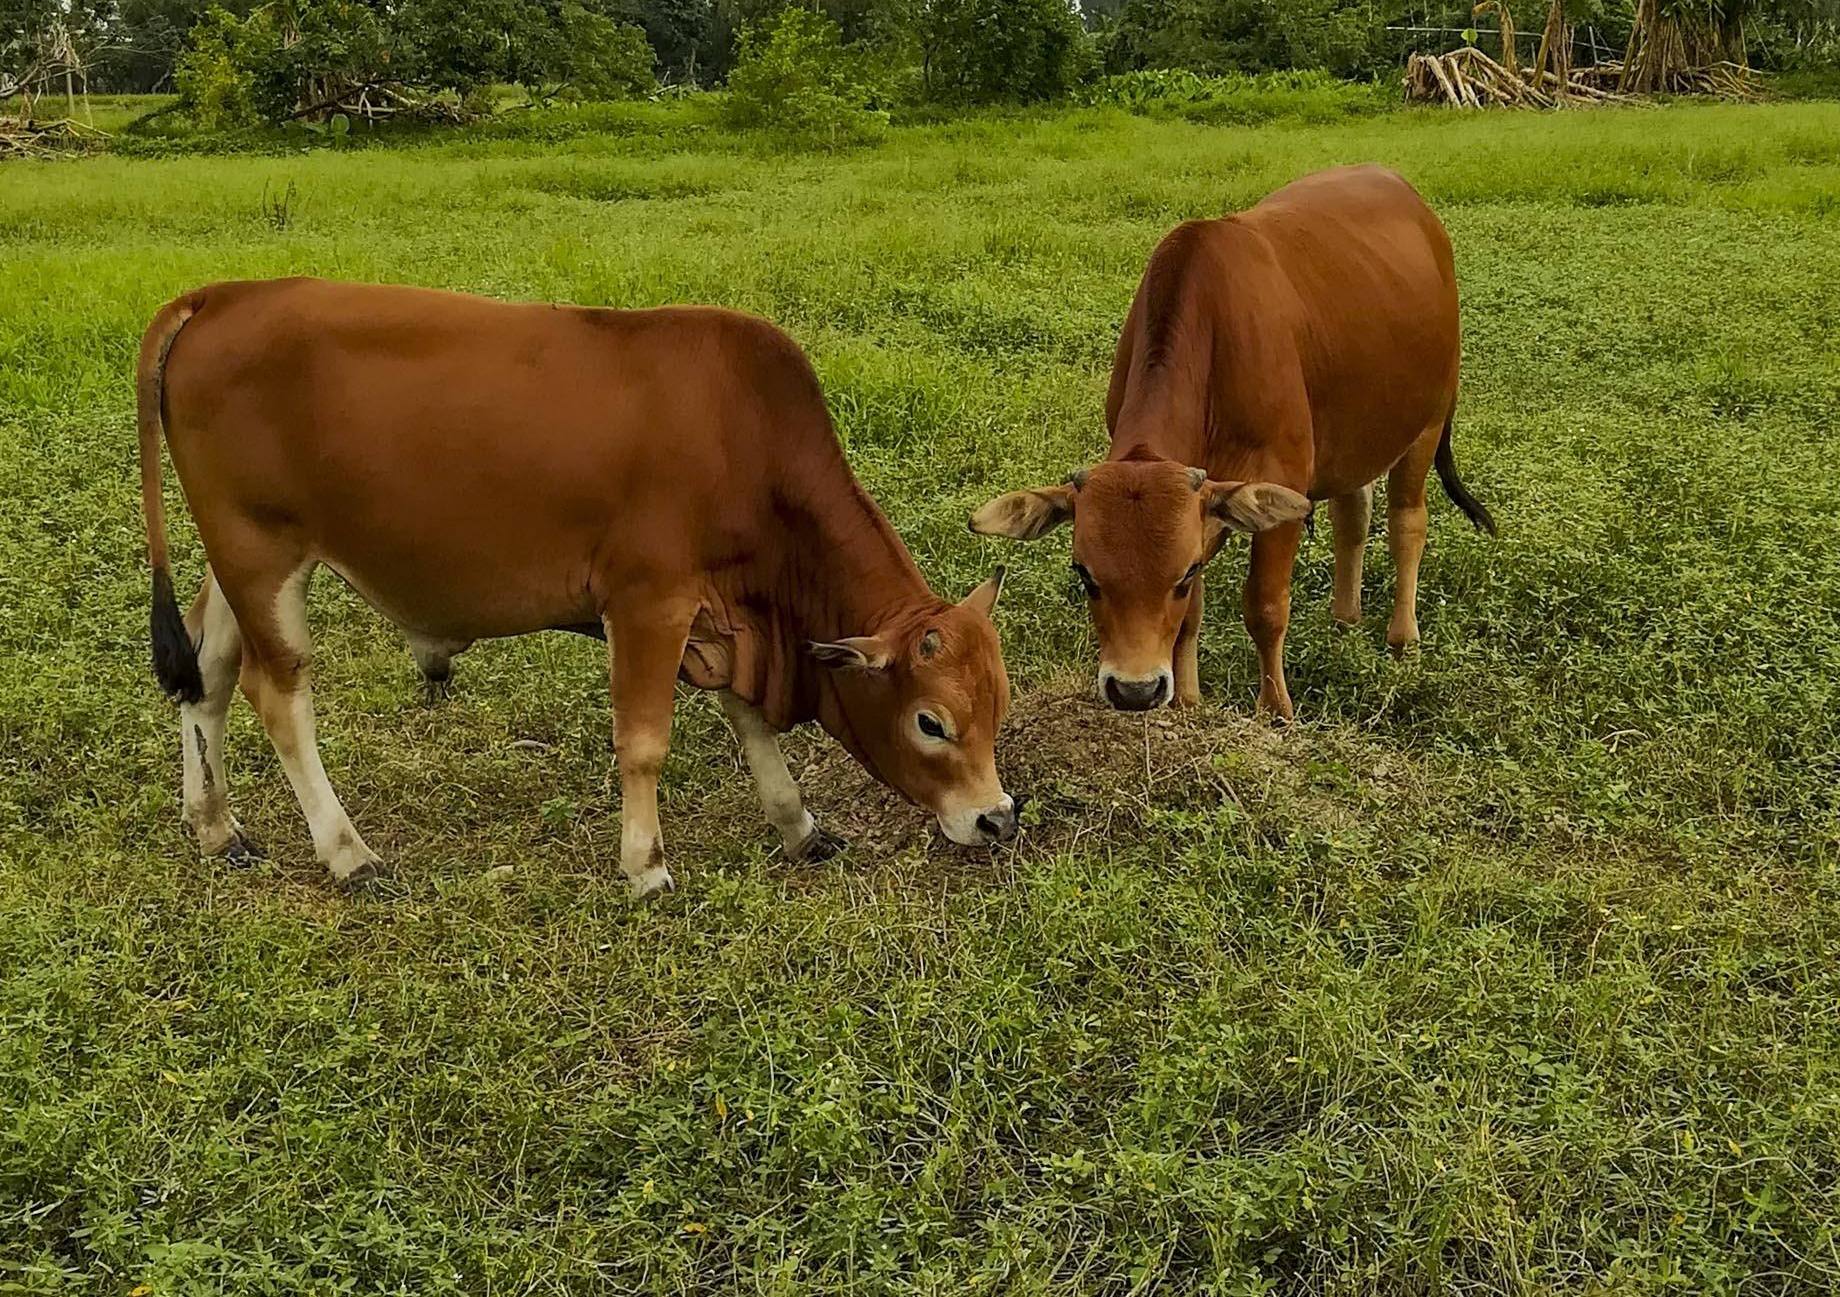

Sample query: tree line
[6,0,1836,125]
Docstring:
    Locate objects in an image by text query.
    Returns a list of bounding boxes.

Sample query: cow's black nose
[1105,675,1167,711]
[976,805,1018,842]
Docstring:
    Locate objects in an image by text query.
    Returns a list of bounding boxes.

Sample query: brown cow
[971,165,1494,719]
[140,278,1016,896]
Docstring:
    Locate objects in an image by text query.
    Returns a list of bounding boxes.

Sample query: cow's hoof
[630,865,675,900]
[421,675,453,706]
[219,831,265,867]
[789,825,847,863]
[331,848,389,889]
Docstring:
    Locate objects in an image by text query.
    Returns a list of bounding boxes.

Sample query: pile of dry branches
[0,116,108,159]
[1406,44,1632,107]
[1406,0,1763,108]
[1,20,110,157]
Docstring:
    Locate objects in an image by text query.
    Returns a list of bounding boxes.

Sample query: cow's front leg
[605,600,694,899]
[1244,520,1303,722]
[718,691,844,862]
[1172,571,1205,707]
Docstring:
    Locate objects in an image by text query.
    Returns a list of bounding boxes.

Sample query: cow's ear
[969,485,1075,541]
[1204,480,1312,533]
[809,636,893,672]
[958,567,1005,618]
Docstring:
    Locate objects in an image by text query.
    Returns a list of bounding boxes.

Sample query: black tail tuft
[151,567,203,704]
[1433,416,1497,537]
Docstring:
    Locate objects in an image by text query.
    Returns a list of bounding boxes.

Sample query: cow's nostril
[976,807,1018,842]
[1105,676,1165,711]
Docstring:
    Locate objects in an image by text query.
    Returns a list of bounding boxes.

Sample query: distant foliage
[1078,67,1392,123]
[171,0,656,126]
[172,5,260,127]
[723,6,888,145]
[1096,0,1390,80]
[919,0,1092,102]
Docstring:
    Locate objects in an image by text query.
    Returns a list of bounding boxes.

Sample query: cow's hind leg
[407,633,472,704]
[233,562,383,884]
[605,599,695,899]
[180,566,257,861]
[1386,425,1442,652]
[719,690,843,862]
[1330,485,1373,626]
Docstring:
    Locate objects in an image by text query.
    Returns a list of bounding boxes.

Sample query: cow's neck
[1109,260,1217,468]
[778,472,936,645]
[772,473,937,773]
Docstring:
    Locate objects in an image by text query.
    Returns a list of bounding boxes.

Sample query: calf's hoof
[219,830,265,867]
[629,865,675,901]
[328,841,388,889]
[789,825,847,864]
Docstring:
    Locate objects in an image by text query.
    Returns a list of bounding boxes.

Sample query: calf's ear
[969,485,1075,541]
[809,636,893,672]
[958,566,1006,619]
[1204,480,1312,533]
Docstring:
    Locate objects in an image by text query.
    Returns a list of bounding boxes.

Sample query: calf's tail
[140,292,205,704]
[1433,412,1497,536]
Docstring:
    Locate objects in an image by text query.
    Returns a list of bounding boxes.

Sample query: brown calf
[972,165,1494,718]
[141,278,1015,895]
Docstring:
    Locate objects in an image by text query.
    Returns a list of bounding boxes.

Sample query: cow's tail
[140,292,205,704]
[1433,411,1496,537]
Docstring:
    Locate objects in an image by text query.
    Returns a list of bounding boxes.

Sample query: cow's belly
[319,546,600,642]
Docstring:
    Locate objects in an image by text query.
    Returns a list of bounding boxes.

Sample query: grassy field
[3,98,1840,1293]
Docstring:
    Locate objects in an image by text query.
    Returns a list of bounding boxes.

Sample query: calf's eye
[917,712,948,740]
[1071,562,1099,599]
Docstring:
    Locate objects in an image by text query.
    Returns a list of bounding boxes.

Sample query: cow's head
[970,458,1309,710]
[810,571,1015,846]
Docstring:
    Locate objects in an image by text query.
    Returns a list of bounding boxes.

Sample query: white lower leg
[250,567,379,881]
[181,572,244,854]
[719,691,819,852]
[263,683,379,880]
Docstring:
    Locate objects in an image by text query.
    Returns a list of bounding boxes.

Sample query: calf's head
[810,572,1015,846]
[971,459,1309,710]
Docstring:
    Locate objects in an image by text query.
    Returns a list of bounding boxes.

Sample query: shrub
[173,5,265,128]
[920,0,1092,103]
[174,0,658,127]
[1077,67,1393,124]
[723,6,888,146]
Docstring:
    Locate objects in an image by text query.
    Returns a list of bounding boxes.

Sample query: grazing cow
[971,164,1494,719]
[140,278,1016,896]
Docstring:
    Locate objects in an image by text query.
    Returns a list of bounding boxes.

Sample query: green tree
[920,0,1090,101]
[723,4,887,142]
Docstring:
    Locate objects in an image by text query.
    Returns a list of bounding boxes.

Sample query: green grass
[4,99,1840,1293]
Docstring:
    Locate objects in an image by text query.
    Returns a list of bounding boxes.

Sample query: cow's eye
[917,712,949,741]
[1175,562,1202,599]
[1071,561,1099,599]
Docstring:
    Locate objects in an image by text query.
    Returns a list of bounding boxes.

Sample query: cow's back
[1231,166,1460,493]
[159,278,831,638]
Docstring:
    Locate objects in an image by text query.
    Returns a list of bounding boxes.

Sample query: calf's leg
[233,561,383,883]
[180,565,255,859]
[719,690,842,861]
[605,600,694,899]
[1244,520,1303,722]
[1172,572,1206,707]
[1329,485,1373,626]
[1387,426,1441,652]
